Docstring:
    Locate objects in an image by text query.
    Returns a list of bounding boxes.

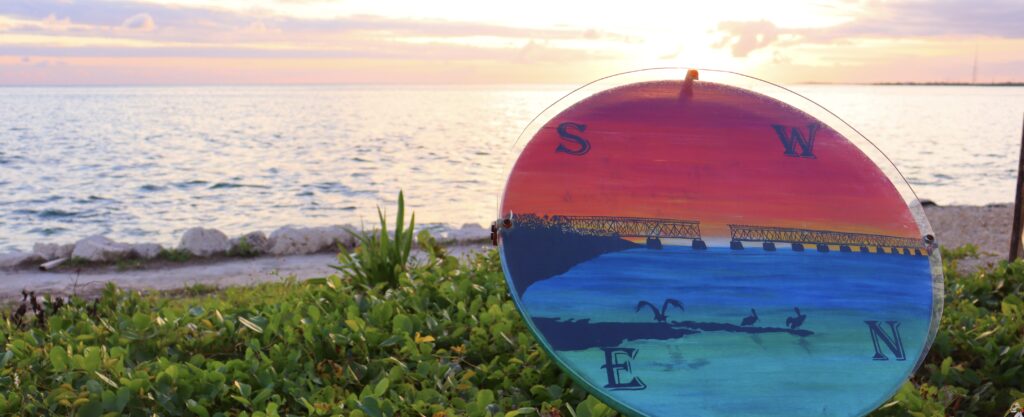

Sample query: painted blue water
[519,246,937,417]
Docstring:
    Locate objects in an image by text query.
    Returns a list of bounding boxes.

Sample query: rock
[179,227,230,257]
[0,251,43,268]
[56,243,74,259]
[72,235,134,262]
[267,227,311,255]
[451,223,489,243]
[313,225,356,250]
[267,225,355,255]
[433,223,490,243]
[33,242,73,261]
[131,243,163,259]
[229,231,269,255]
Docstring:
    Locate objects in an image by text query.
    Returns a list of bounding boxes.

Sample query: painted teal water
[519,246,936,417]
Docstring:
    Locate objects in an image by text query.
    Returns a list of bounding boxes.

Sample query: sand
[924,204,1013,272]
[0,205,1014,301]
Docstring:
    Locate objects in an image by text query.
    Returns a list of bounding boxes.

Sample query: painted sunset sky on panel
[500,80,920,240]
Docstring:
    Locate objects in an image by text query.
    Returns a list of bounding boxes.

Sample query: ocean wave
[173,180,208,189]
[28,226,70,236]
[209,182,271,189]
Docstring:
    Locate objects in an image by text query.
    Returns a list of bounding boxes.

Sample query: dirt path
[0,244,490,301]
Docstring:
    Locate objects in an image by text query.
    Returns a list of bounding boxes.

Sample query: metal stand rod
[1010,113,1024,261]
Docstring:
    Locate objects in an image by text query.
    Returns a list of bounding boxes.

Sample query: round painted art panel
[497,69,942,417]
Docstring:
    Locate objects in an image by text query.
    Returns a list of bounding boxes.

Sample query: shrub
[228,237,260,258]
[0,244,1021,416]
[332,191,415,289]
[157,248,193,263]
[0,250,594,416]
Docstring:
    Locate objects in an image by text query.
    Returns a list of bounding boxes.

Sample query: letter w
[864,320,906,361]
[772,123,820,158]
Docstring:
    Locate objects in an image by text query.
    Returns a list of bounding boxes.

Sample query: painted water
[518,246,935,417]
[0,84,1021,252]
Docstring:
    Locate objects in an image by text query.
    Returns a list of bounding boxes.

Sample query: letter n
[864,320,906,361]
[771,123,820,158]
[600,347,646,390]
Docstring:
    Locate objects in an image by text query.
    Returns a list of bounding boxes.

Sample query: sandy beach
[924,204,1012,271]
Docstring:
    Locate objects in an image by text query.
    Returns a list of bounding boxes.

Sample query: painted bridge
[554,216,707,249]
[728,224,929,256]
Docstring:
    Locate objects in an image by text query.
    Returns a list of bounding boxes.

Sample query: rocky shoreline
[0,203,1012,276]
[0,223,492,271]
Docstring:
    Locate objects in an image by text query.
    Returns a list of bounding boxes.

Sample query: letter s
[555,122,590,156]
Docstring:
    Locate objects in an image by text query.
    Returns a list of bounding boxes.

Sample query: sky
[0,0,1022,85]
[500,80,921,240]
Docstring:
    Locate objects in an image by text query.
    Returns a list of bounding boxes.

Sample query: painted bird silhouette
[740,308,759,326]
[785,307,807,329]
[636,299,684,323]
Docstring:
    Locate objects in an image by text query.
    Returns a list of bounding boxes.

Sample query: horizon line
[3,80,1023,88]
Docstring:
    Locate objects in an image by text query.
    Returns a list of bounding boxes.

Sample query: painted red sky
[501,80,921,239]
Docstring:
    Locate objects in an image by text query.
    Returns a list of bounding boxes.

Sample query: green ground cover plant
[0,198,1021,415]
[0,248,1021,416]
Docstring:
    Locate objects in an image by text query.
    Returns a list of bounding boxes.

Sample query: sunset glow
[1,0,1023,85]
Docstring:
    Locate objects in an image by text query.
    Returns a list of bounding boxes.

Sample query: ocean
[0,84,1021,252]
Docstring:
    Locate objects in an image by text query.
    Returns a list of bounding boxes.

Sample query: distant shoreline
[793,82,1024,87]
[871,82,1024,87]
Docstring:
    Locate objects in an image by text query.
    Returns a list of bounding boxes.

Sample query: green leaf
[940,356,952,376]
[345,318,364,332]
[392,314,413,334]
[186,399,211,417]
[113,388,131,413]
[373,378,389,396]
[77,399,103,417]
[476,389,495,408]
[83,347,101,372]
[358,396,383,417]
[49,346,68,372]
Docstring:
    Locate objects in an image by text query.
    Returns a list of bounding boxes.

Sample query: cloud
[0,38,610,62]
[41,13,72,30]
[0,0,627,66]
[0,0,620,43]
[714,20,779,57]
[121,13,154,31]
[715,0,1024,56]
